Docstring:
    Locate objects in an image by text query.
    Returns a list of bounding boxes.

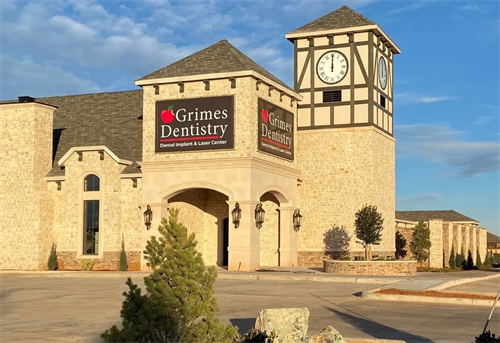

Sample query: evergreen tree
[48,244,58,271]
[456,249,465,269]
[395,231,407,259]
[101,209,238,343]
[466,249,474,270]
[119,237,128,271]
[476,248,482,268]
[354,204,384,261]
[409,221,432,264]
[449,246,456,269]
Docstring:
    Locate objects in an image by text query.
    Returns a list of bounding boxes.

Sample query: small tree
[465,249,474,270]
[354,204,384,261]
[395,231,407,259]
[456,249,465,269]
[119,237,128,271]
[48,244,58,271]
[449,246,456,269]
[476,248,482,268]
[409,221,431,265]
[101,209,238,343]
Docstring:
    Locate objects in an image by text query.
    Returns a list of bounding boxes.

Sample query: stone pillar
[428,220,443,268]
[442,223,452,267]
[278,206,298,267]
[456,224,463,255]
[227,201,260,271]
[470,226,477,264]
[140,202,170,271]
[478,228,487,263]
[462,225,469,258]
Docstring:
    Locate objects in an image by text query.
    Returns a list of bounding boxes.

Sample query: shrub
[476,249,482,268]
[449,246,456,269]
[456,252,465,269]
[101,209,238,343]
[465,249,474,270]
[410,221,431,264]
[354,204,384,261]
[340,255,351,261]
[239,327,277,342]
[474,330,500,342]
[48,244,58,271]
[386,256,397,261]
[80,259,94,271]
[119,239,128,271]
[395,231,407,259]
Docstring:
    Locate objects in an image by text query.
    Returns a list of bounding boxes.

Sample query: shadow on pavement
[230,318,255,334]
[324,306,433,343]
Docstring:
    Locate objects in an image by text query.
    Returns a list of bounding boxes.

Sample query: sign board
[257,98,294,160]
[155,96,234,153]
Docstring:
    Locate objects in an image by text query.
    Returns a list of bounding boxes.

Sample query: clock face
[317,51,348,84]
[378,57,387,90]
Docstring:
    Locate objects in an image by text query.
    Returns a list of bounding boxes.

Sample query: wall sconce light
[293,209,302,232]
[255,203,265,229]
[143,205,153,230]
[231,202,241,228]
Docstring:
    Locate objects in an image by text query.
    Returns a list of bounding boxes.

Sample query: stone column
[462,225,470,257]
[227,200,260,271]
[456,224,463,255]
[470,226,477,264]
[278,206,298,267]
[140,202,170,271]
[478,228,487,263]
[428,220,443,268]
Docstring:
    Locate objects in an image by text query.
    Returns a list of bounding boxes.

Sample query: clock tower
[286,6,401,263]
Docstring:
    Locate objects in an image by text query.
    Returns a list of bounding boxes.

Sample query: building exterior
[487,232,500,254]
[395,210,488,268]
[1,6,486,272]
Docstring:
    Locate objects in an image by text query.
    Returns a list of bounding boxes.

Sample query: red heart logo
[261,109,269,123]
[161,106,175,123]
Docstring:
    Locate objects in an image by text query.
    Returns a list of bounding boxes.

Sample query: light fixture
[293,209,302,232]
[231,202,241,228]
[143,205,153,230]
[255,203,265,229]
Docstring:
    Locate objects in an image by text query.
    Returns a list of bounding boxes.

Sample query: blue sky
[1,0,499,234]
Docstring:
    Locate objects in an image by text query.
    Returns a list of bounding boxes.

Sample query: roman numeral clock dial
[317,51,348,84]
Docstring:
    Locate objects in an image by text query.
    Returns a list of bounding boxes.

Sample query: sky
[1,0,499,234]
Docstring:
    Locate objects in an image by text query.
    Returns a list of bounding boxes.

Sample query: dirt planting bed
[377,288,496,300]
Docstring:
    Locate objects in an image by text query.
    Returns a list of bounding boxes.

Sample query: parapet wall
[324,260,417,276]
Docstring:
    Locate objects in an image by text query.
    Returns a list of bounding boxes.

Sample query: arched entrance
[167,188,229,266]
[259,192,280,266]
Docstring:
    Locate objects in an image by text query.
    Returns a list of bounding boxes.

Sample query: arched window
[83,174,100,255]
[84,174,100,191]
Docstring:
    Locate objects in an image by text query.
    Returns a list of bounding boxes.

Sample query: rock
[254,307,310,343]
[303,325,345,343]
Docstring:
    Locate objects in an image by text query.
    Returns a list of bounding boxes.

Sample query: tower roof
[137,39,292,92]
[287,6,375,35]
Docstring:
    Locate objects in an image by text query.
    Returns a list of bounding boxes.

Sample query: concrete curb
[361,290,496,306]
[0,270,405,284]
[345,339,417,343]
[425,273,500,291]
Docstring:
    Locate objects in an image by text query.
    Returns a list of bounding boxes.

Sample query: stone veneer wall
[324,260,417,276]
[57,251,141,271]
[429,219,443,268]
[260,192,280,266]
[48,151,143,270]
[296,127,395,265]
[0,103,55,270]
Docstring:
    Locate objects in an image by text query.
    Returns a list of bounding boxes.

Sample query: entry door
[223,218,229,266]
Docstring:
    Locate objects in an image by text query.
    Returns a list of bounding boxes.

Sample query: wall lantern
[143,205,153,230]
[293,209,302,232]
[255,203,265,229]
[231,202,241,229]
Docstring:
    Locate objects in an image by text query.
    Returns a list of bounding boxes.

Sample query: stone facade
[323,260,417,276]
[57,251,141,271]
[296,127,396,262]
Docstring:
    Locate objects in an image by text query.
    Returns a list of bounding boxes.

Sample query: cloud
[472,116,491,125]
[459,4,479,11]
[396,123,500,177]
[389,1,431,15]
[0,55,101,99]
[397,193,442,202]
[395,92,457,104]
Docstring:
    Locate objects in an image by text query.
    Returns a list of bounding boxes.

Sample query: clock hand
[331,56,334,72]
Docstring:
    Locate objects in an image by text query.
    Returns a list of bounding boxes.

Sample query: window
[84,174,100,191]
[323,90,342,103]
[84,200,99,255]
[380,95,386,108]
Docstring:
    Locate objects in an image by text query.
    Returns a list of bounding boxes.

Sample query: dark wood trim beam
[368,32,374,124]
[373,86,393,102]
[297,51,311,91]
[349,32,355,124]
[298,84,367,92]
[296,41,368,52]
[309,38,315,126]
[353,45,369,83]
[297,122,393,137]
[294,40,298,91]
[374,101,393,116]
[298,100,369,108]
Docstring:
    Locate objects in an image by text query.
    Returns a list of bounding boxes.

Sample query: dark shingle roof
[137,40,292,91]
[287,6,375,35]
[487,232,500,244]
[34,90,143,176]
[395,210,478,223]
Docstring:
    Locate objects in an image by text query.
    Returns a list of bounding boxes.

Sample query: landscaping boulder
[303,325,345,343]
[254,307,310,343]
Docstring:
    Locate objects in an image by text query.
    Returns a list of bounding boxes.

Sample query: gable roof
[287,6,375,35]
[137,40,292,91]
[395,210,479,223]
[487,232,500,244]
[36,90,143,177]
